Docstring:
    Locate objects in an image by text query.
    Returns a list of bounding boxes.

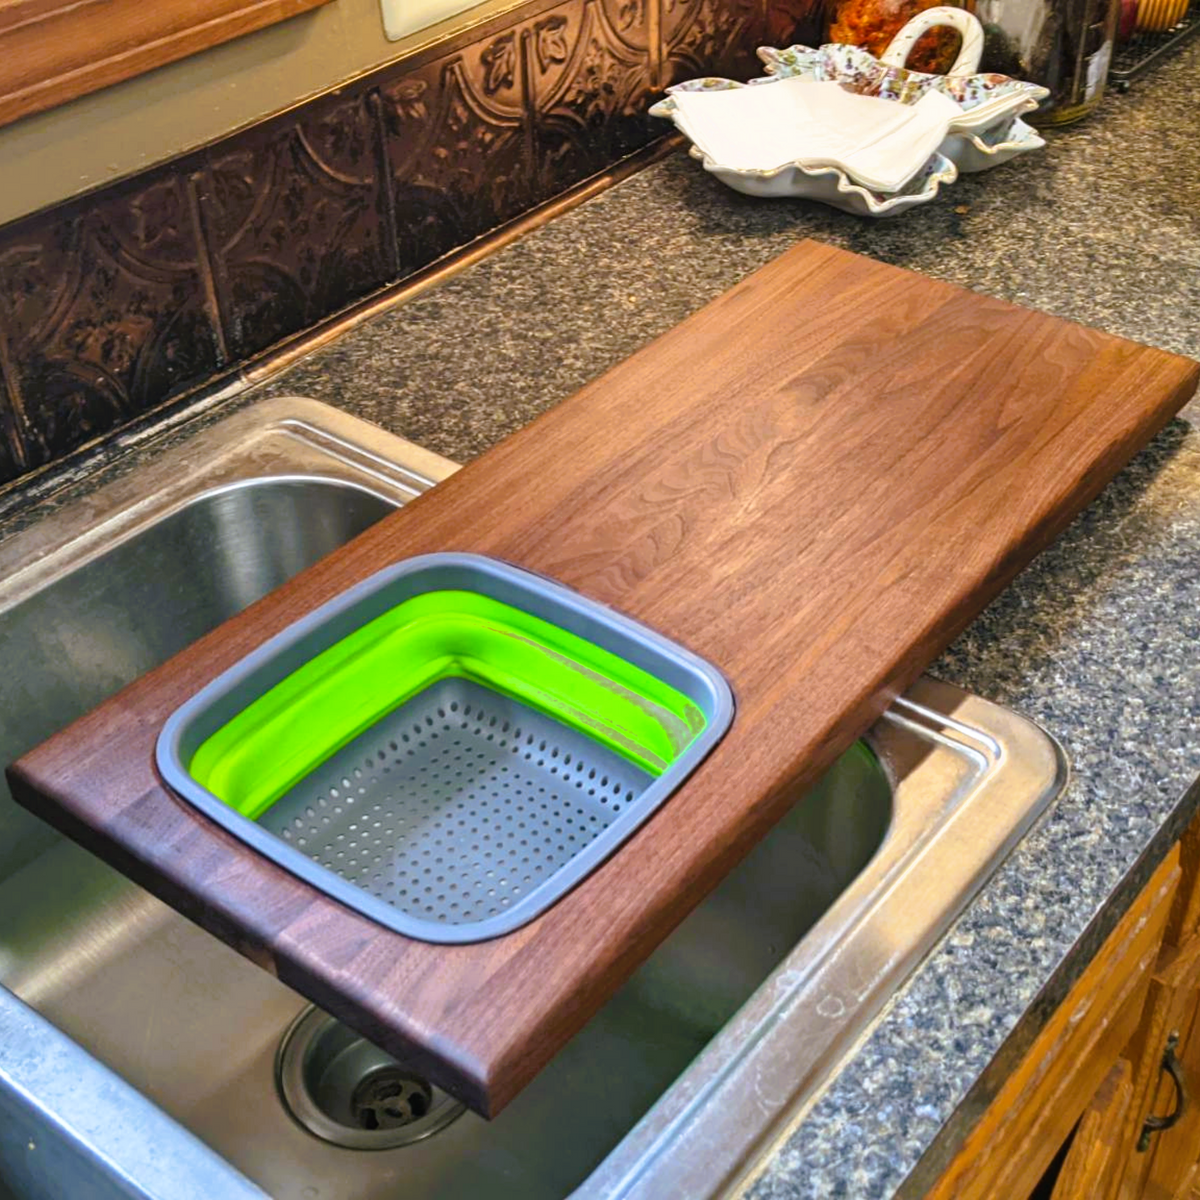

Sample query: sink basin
[0,398,1066,1200]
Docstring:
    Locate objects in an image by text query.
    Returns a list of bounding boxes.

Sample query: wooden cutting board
[9,241,1198,1117]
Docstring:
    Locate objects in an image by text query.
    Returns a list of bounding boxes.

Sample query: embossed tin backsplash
[0,0,818,490]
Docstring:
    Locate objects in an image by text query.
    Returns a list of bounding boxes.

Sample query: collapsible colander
[157,553,733,943]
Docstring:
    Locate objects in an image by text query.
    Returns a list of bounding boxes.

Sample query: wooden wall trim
[0,0,333,127]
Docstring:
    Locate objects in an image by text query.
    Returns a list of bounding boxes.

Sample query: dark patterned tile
[0,170,222,472]
[380,37,533,271]
[662,0,765,85]
[529,0,658,197]
[0,378,21,486]
[764,0,826,50]
[199,87,394,361]
[0,0,776,491]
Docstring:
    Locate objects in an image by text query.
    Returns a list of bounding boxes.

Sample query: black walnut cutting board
[9,241,1198,1117]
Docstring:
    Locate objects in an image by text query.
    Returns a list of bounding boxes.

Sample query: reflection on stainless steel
[0,399,455,880]
[0,988,268,1200]
[0,396,1066,1200]
[0,398,456,1200]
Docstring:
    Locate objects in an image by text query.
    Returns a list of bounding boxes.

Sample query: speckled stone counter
[754,427,1200,1199]
[3,34,1199,1200]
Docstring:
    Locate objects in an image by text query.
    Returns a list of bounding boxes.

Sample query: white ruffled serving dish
[649,78,958,217]
[649,7,1049,216]
[940,113,1045,173]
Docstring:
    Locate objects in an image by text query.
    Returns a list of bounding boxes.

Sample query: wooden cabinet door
[1052,1059,1135,1200]
[1116,936,1200,1198]
[1122,943,1200,1199]
[1115,795,1200,1200]
[922,849,1180,1200]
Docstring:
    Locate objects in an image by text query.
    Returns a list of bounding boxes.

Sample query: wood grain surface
[1051,1059,1134,1200]
[9,241,1199,1117]
[0,0,332,128]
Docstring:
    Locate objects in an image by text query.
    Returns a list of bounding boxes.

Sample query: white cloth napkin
[670,78,960,193]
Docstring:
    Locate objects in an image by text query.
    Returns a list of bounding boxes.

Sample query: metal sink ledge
[0,398,1066,1200]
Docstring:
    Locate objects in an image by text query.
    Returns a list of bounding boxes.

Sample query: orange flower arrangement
[828,0,970,74]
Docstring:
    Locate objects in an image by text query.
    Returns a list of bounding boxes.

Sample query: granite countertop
[4,35,1200,1200]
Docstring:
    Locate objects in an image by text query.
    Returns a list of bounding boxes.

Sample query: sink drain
[276,1006,465,1149]
[351,1068,434,1130]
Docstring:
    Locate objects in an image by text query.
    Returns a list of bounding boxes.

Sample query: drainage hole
[351,1069,435,1131]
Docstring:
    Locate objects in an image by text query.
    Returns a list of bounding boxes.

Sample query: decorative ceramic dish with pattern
[758,44,1051,148]
[940,114,1045,173]
[648,77,959,217]
[649,6,1048,215]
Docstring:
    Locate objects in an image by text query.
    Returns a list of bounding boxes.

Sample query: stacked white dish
[649,6,1049,218]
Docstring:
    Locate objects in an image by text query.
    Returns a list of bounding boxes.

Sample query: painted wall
[0,0,498,227]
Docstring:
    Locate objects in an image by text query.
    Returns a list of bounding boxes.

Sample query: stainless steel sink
[0,398,1067,1200]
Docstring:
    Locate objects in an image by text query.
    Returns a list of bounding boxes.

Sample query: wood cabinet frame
[923,792,1200,1200]
[924,850,1183,1200]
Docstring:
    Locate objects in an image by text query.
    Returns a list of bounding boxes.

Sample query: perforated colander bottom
[259,677,652,927]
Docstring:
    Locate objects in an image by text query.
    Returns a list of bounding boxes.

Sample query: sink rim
[0,395,1068,1200]
[574,677,1067,1200]
[0,395,458,619]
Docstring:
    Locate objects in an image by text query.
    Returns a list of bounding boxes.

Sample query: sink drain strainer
[276,1006,465,1150]
[351,1068,433,1130]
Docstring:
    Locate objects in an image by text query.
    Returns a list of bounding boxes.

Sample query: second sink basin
[0,398,1066,1200]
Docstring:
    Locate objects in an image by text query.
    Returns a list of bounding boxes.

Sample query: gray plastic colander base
[259,677,653,930]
